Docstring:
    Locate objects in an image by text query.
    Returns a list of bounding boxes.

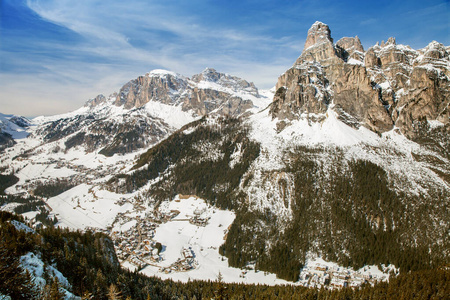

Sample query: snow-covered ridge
[196,80,259,102]
[0,113,30,139]
[143,101,197,129]
[21,252,78,299]
[148,69,181,78]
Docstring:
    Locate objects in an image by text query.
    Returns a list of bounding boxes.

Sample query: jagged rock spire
[304,21,333,49]
[336,36,364,53]
[297,21,338,64]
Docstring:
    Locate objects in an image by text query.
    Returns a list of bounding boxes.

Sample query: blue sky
[1,0,449,116]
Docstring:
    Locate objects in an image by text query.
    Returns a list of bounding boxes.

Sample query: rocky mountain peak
[304,21,333,49]
[336,36,364,52]
[421,41,449,62]
[336,36,365,62]
[148,69,181,79]
[85,94,107,108]
[191,68,258,93]
[386,37,396,46]
[379,37,396,47]
[272,22,450,137]
[101,68,264,117]
[296,21,339,65]
[191,67,221,82]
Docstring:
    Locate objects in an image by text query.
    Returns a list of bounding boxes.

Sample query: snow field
[47,184,134,230]
[140,195,294,285]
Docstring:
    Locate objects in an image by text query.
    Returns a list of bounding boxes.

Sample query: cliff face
[113,70,187,109]
[271,21,450,137]
[112,68,261,118]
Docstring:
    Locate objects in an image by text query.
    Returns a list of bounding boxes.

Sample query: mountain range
[1,21,449,293]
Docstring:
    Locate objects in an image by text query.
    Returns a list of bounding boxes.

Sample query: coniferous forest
[1,211,449,299]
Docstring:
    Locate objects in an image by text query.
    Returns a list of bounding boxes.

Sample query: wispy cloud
[359,18,377,26]
[24,0,294,78]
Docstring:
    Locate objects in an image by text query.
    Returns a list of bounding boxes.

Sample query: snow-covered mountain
[1,22,449,288]
[0,113,30,151]
[272,21,449,138]
[24,68,271,158]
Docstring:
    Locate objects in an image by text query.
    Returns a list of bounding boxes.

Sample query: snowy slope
[249,104,449,195]
[0,113,30,139]
[119,195,300,285]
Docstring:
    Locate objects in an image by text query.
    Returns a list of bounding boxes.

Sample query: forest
[33,179,76,199]
[222,148,448,281]
[0,174,19,194]
[1,211,449,299]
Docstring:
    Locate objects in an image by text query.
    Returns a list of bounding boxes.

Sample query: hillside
[1,211,449,299]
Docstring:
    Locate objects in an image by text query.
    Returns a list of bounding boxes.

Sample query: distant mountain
[113,68,266,116]
[30,68,271,156]
[0,113,30,151]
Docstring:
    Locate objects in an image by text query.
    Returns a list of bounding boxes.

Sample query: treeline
[98,119,165,157]
[0,173,19,194]
[33,179,75,198]
[222,147,449,281]
[0,172,56,225]
[412,116,450,160]
[0,194,54,225]
[109,116,260,209]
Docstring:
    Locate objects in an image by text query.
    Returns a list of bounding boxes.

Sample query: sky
[1,0,449,117]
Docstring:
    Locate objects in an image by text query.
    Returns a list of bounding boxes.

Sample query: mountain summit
[271,21,449,137]
[112,68,263,117]
[304,21,333,50]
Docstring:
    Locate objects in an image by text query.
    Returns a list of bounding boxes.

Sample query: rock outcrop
[336,36,364,62]
[271,21,450,137]
[114,70,187,109]
[85,94,107,108]
[112,68,261,118]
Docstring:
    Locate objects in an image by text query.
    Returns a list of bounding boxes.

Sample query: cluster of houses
[160,247,197,274]
[189,215,210,227]
[109,215,159,264]
[106,207,204,273]
[298,263,389,289]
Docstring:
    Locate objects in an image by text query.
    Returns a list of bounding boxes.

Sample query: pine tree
[215,272,227,300]
[46,277,66,300]
[107,284,122,300]
[0,243,37,299]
